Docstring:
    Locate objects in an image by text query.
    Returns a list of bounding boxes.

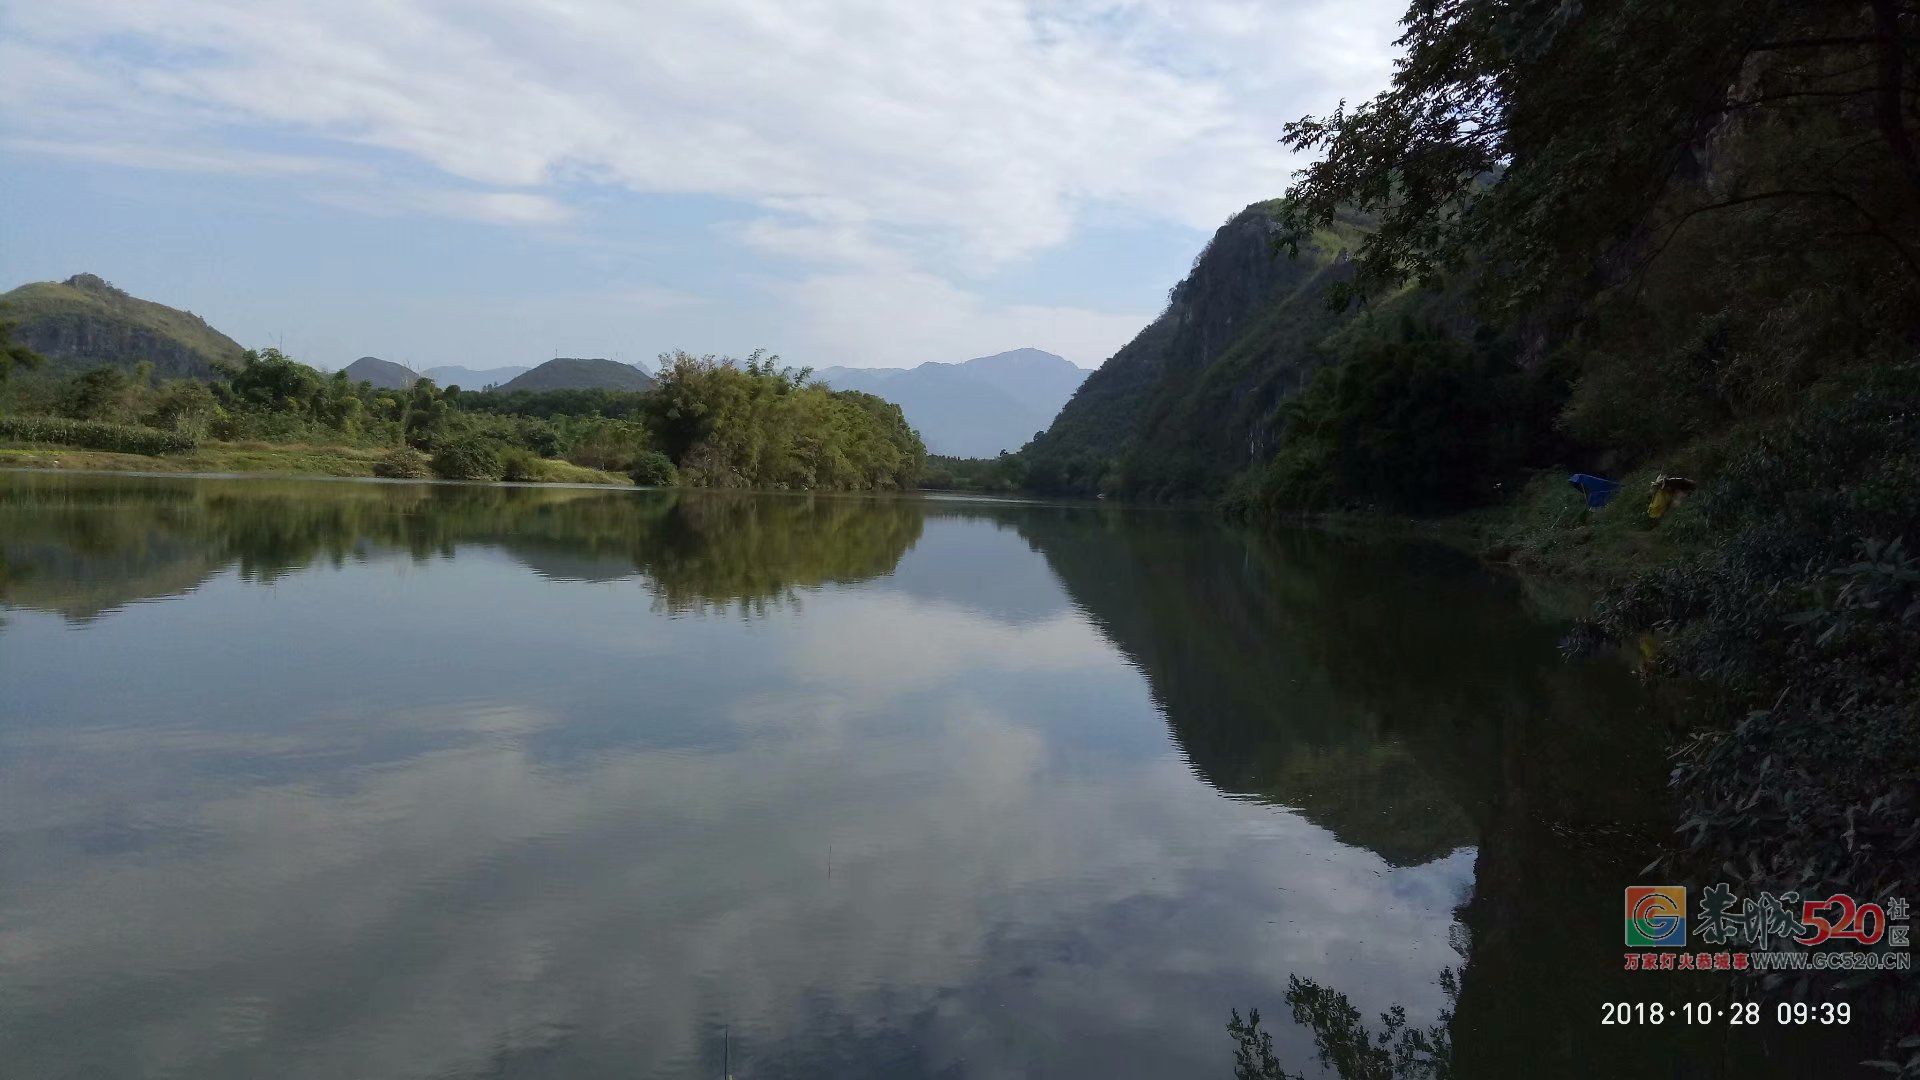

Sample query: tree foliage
[1281,0,1920,312]
[1247,319,1562,513]
[1267,3,1920,1029]
[0,317,44,382]
[1,345,926,492]
[646,350,923,490]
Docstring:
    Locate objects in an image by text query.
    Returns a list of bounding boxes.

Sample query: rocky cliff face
[0,273,247,379]
[1023,202,1358,495]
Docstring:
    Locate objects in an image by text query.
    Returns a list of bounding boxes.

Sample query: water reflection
[0,472,1860,1077]
[0,475,923,618]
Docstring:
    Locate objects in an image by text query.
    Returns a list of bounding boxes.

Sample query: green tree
[646,349,923,490]
[1279,0,1920,312]
[0,319,42,382]
[146,379,220,437]
[62,366,132,422]
[226,348,325,413]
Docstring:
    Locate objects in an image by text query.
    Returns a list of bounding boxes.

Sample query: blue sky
[0,0,1401,371]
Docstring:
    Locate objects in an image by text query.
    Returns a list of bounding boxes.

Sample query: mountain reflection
[6,471,1815,1078]
[0,474,923,619]
[5,473,1548,865]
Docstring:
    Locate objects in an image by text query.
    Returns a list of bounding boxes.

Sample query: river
[0,472,1865,1077]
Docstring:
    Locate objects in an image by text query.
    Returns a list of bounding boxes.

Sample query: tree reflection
[1229,970,1455,1080]
[0,474,921,619]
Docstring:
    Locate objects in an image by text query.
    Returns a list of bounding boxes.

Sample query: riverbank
[0,441,632,485]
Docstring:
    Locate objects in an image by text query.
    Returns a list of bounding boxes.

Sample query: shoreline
[0,442,633,486]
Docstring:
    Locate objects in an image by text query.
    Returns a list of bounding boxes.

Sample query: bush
[1249,323,1563,515]
[0,415,197,456]
[430,438,505,481]
[1572,364,1920,902]
[499,446,541,482]
[630,450,679,486]
[371,447,431,479]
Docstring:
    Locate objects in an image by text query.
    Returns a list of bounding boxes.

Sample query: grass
[0,440,633,485]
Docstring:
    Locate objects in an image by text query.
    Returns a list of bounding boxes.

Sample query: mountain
[1022,201,1362,495]
[422,364,530,389]
[340,356,418,389]
[815,348,1088,458]
[497,357,657,393]
[0,273,247,379]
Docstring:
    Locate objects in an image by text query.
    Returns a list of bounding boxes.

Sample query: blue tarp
[1569,472,1621,509]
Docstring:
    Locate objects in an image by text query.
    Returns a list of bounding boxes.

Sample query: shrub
[1250,324,1563,514]
[371,447,431,479]
[1571,363,1920,903]
[0,415,197,455]
[429,438,505,481]
[630,449,679,487]
[499,446,541,482]
[60,366,133,422]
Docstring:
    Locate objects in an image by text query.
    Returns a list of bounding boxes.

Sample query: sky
[0,0,1403,371]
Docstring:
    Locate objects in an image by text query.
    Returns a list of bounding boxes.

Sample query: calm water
[0,472,1862,1078]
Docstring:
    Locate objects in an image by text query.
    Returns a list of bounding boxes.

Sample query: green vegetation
[1022,205,1366,498]
[917,453,1029,494]
[430,437,505,481]
[0,317,43,382]
[1,344,926,492]
[644,350,922,490]
[1234,316,1562,514]
[496,356,656,392]
[1013,0,1920,1048]
[1261,0,1920,936]
[0,415,197,456]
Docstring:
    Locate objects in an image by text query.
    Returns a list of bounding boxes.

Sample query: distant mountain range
[498,358,656,392]
[0,273,246,378]
[422,364,530,389]
[0,277,1077,442]
[815,348,1088,457]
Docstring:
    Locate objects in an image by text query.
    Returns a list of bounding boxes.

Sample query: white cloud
[0,0,1404,367]
[412,189,575,225]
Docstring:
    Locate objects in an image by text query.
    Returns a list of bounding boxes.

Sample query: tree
[1280,0,1920,311]
[226,348,325,413]
[62,366,131,421]
[0,318,44,382]
[646,349,924,490]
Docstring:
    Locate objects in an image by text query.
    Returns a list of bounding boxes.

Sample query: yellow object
[1647,473,1696,519]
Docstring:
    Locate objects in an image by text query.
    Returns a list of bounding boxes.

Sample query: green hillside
[500,357,657,392]
[0,274,247,379]
[1021,1,1920,1030]
[1022,203,1367,496]
[341,356,419,389]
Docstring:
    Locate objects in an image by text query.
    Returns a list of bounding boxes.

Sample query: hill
[0,273,247,379]
[340,356,418,389]
[815,348,1087,458]
[422,364,530,389]
[499,357,657,393]
[1021,203,1362,495]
